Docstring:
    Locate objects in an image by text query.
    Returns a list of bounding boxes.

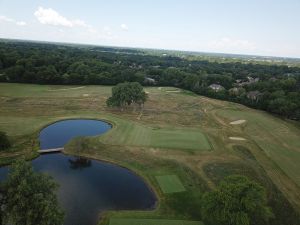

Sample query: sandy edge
[229,137,247,141]
[48,86,86,91]
[230,119,246,125]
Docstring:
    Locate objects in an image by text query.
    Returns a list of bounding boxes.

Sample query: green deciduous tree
[3,159,64,225]
[106,82,147,109]
[201,175,273,225]
[0,131,11,150]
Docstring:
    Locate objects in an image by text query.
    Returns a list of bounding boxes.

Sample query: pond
[39,119,112,149]
[0,119,156,225]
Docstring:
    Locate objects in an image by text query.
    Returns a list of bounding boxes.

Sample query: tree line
[0,41,299,120]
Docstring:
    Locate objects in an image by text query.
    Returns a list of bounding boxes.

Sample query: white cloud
[0,15,27,26]
[34,7,73,27]
[121,24,129,31]
[73,19,89,28]
[103,26,112,36]
[16,21,27,26]
[0,15,14,23]
[34,7,97,31]
[31,7,116,42]
[209,37,256,52]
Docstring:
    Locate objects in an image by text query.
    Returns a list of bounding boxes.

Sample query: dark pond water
[39,119,112,149]
[0,119,156,225]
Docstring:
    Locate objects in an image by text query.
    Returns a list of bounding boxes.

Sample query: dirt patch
[230,119,246,125]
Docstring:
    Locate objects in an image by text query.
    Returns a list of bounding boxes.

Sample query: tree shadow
[68,157,92,170]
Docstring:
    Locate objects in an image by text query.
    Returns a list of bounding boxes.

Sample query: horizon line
[1,37,299,60]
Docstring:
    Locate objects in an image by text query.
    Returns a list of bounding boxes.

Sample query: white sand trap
[229,137,247,141]
[230,120,246,125]
[145,91,150,94]
[48,86,86,91]
[166,90,181,93]
[158,87,162,90]
[83,94,89,97]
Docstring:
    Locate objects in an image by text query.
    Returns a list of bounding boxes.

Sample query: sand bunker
[230,120,246,125]
[48,86,86,91]
[166,90,181,93]
[229,137,246,141]
[83,94,89,97]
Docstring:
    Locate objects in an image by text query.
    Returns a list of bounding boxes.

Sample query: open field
[0,83,300,225]
[109,218,204,225]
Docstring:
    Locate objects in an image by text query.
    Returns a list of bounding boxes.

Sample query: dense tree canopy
[1,159,64,225]
[106,82,147,108]
[0,41,299,120]
[201,175,273,225]
[0,131,10,150]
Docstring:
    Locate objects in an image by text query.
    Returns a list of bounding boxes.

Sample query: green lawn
[109,218,204,225]
[155,175,186,193]
[100,118,211,151]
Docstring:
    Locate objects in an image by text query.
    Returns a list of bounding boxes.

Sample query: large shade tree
[201,175,273,225]
[1,159,64,225]
[106,82,147,109]
[0,131,11,151]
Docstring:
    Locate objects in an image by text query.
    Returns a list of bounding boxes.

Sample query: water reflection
[69,157,92,170]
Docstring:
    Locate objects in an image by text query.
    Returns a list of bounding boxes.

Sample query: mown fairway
[155,175,186,193]
[100,119,211,151]
[0,83,300,225]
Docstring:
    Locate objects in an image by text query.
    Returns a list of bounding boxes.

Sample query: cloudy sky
[0,0,299,58]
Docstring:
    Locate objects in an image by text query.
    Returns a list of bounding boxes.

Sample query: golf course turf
[0,83,300,225]
[155,175,186,194]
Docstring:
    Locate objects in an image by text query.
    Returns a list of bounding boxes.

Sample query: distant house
[229,87,245,96]
[209,84,225,92]
[236,77,259,87]
[247,91,262,101]
[247,76,260,83]
[144,77,156,85]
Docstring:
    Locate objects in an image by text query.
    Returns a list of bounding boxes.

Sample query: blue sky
[0,0,299,57]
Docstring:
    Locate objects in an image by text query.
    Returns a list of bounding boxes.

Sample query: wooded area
[0,41,299,120]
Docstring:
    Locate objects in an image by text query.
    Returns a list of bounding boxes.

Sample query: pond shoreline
[0,118,158,225]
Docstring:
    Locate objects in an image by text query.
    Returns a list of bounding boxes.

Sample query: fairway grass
[109,218,204,225]
[155,175,186,193]
[100,119,211,151]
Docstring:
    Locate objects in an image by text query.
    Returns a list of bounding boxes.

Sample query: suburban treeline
[0,41,300,120]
